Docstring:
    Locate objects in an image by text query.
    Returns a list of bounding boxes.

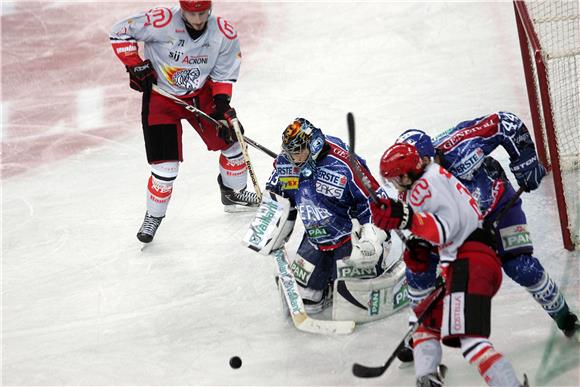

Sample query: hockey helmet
[180,0,212,12]
[396,129,435,158]
[379,143,423,180]
[282,118,325,172]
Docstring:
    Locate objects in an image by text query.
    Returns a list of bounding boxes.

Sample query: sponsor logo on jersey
[181,55,208,65]
[450,148,484,179]
[307,226,328,238]
[315,181,344,198]
[499,224,532,251]
[277,165,299,176]
[331,147,349,159]
[279,176,298,190]
[450,293,465,334]
[115,45,137,54]
[317,168,347,187]
[437,115,498,151]
[298,205,333,223]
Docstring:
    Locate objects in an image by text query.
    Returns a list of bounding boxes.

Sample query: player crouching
[371,143,527,386]
[244,118,409,325]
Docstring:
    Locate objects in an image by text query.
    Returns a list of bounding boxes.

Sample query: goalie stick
[151,84,277,158]
[273,248,355,335]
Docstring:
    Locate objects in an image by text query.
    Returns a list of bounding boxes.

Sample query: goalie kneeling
[243,118,408,323]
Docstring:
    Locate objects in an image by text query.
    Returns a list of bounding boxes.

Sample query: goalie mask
[282,118,325,176]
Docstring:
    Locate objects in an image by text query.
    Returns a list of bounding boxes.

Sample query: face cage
[282,143,311,169]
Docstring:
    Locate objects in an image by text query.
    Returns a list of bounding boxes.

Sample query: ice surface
[2,1,579,386]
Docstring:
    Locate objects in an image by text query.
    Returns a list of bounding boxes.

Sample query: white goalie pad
[332,258,409,323]
[242,191,297,255]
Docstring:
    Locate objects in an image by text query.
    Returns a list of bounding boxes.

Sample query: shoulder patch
[408,178,432,207]
[217,17,238,40]
[145,7,173,28]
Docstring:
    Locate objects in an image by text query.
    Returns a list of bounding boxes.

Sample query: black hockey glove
[126,60,156,93]
[509,148,546,192]
[211,94,244,144]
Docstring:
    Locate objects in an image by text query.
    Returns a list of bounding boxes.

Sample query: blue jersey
[432,111,536,217]
[266,135,379,249]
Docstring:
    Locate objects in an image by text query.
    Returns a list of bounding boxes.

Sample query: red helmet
[379,143,423,179]
[180,0,212,12]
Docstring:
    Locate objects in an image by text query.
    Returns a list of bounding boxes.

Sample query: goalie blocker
[243,192,410,324]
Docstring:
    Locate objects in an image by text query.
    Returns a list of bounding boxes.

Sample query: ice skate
[218,175,260,212]
[137,212,164,243]
[416,364,447,386]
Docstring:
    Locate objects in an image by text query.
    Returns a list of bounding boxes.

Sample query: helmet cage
[281,118,323,170]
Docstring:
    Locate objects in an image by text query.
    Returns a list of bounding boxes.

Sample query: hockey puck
[229,356,242,369]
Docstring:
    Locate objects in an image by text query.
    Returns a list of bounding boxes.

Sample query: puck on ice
[229,356,242,369]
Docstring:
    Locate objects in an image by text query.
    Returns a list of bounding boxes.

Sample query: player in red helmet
[371,143,526,386]
[110,0,259,244]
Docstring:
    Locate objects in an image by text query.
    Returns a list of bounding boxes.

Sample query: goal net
[514,0,580,250]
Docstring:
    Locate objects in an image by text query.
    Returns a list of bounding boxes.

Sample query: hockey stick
[151,84,277,158]
[226,113,263,201]
[490,186,525,229]
[273,248,356,335]
[352,278,445,378]
[345,113,409,247]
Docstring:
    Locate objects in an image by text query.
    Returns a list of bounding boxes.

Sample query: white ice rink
[2,1,579,386]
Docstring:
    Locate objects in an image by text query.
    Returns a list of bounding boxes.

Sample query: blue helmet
[282,118,325,175]
[395,129,435,158]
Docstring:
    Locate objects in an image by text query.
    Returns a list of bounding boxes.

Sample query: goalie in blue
[264,118,390,314]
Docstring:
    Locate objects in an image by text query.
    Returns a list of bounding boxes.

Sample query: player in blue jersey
[394,112,578,349]
[265,118,390,313]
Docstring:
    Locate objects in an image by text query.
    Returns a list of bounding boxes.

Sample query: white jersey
[405,163,483,264]
[110,6,241,96]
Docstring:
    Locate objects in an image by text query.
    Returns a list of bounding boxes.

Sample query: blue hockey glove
[509,148,546,192]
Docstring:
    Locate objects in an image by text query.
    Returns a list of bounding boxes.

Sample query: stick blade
[347,112,355,152]
[297,317,355,335]
[352,362,388,378]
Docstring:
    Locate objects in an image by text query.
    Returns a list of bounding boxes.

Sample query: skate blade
[223,204,258,213]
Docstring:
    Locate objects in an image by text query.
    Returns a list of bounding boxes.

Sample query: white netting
[523,0,580,248]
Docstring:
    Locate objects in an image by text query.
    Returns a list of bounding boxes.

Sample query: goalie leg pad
[332,259,410,323]
[243,192,297,255]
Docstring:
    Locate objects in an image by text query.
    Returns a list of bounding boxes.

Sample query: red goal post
[513,0,580,251]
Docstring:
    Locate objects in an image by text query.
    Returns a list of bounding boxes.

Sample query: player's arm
[208,20,242,143]
[109,10,159,92]
[495,111,546,191]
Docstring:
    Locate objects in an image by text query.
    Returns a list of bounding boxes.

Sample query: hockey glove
[509,148,546,192]
[211,94,243,144]
[403,237,433,273]
[126,60,156,93]
[370,198,414,231]
[347,222,387,269]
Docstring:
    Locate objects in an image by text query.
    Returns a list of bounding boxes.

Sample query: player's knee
[502,254,544,287]
[461,337,501,371]
[150,161,179,180]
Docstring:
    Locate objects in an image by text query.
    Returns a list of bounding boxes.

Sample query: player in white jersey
[110,0,259,243]
[370,143,526,387]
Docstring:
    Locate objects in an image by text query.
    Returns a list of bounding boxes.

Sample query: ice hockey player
[263,118,390,313]
[371,142,527,387]
[394,112,578,348]
[109,0,259,243]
